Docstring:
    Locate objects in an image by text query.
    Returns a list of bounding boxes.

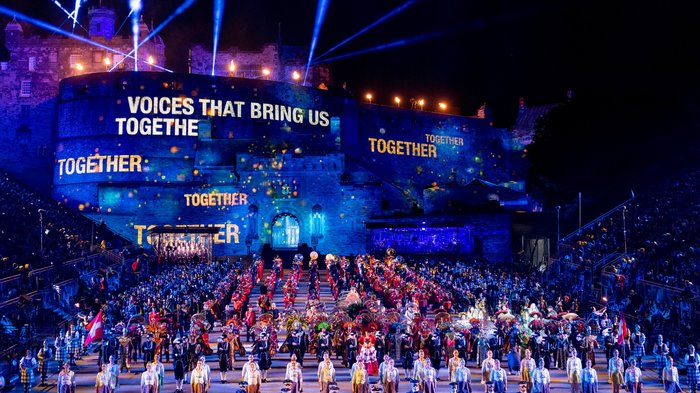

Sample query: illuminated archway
[271,213,300,249]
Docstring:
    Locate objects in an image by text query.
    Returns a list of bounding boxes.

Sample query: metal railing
[561,197,633,243]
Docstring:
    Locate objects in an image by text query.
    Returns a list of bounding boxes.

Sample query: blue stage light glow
[313,31,444,64]
[212,0,225,76]
[71,0,81,31]
[50,0,88,33]
[130,0,142,71]
[115,8,135,36]
[313,0,416,62]
[304,0,330,85]
[111,0,197,72]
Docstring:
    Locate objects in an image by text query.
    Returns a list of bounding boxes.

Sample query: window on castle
[69,54,82,68]
[28,57,36,72]
[20,80,31,97]
[93,51,103,63]
[113,54,125,70]
[49,52,57,63]
[0,62,7,71]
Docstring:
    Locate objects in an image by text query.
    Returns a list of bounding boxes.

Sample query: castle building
[0,7,534,262]
[188,43,332,87]
[0,7,165,191]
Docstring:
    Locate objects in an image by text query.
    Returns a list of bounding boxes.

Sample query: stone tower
[88,6,116,40]
[4,18,23,48]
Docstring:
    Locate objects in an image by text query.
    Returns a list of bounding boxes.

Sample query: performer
[118,333,133,373]
[55,330,68,372]
[274,255,284,281]
[108,355,120,392]
[414,349,430,391]
[624,359,643,393]
[190,360,205,393]
[95,364,111,393]
[217,335,231,383]
[402,331,416,381]
[481,350,495,391]
[654,335,670,381]
[604,329,617,362]
[285,354,304,393]
[456,359,472,393]
[244,308,256,342]
[37,339,51,386]
[360,338,379,376]
[686,344,700,393]
[444,329,457,370]
[555,326,569,370]
[581,327,598,367]
[489,360,507,393]
[153,359,165,393]
[519,349,536,393]
[631,325,646,367]
[382,359,400,393]
[288,322,307,366]
[66,330,76,367]
[317,327,332,362]
[347,331,359,368]
[430,329,443,380]
[142,335,156,371]
[241,356,262,393]
[662,357,681,393]
[379,354,391,385]
[424,359,438,393]
[199,357,211,393]
[255,256,264,283]
[19,349,37,393]
[255,331,272,382]
[456,332,468,363]
[448,350,462,383]
[257,291,271,314]
[160,333,171,363]
[567,350,583,393]
[581,359,597,393]
[532,359,550,393]
[317,352,336,393]
[608,349,624,393]
[140,363,157,393]
[351,361,369,393]
[58,363,76,393]
[173,339,186,393]
[376,331,386,364]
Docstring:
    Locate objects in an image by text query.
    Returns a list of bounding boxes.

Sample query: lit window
[0,62,7,71]
[93,51,103,63]
[69,54,82,68]
[28,57,36,72]
[49,52,57,63]
[20,80,31,97]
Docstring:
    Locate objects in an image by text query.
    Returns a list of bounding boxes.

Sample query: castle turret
[5,18,23,48]
[139,15,150,39]
[88,6,116,40]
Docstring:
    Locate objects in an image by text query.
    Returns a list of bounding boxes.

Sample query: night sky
[2,0,700,219]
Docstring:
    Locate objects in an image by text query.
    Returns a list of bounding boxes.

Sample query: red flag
[131,258,139,271]
[84,310,104,347]
[617,312,627,345]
